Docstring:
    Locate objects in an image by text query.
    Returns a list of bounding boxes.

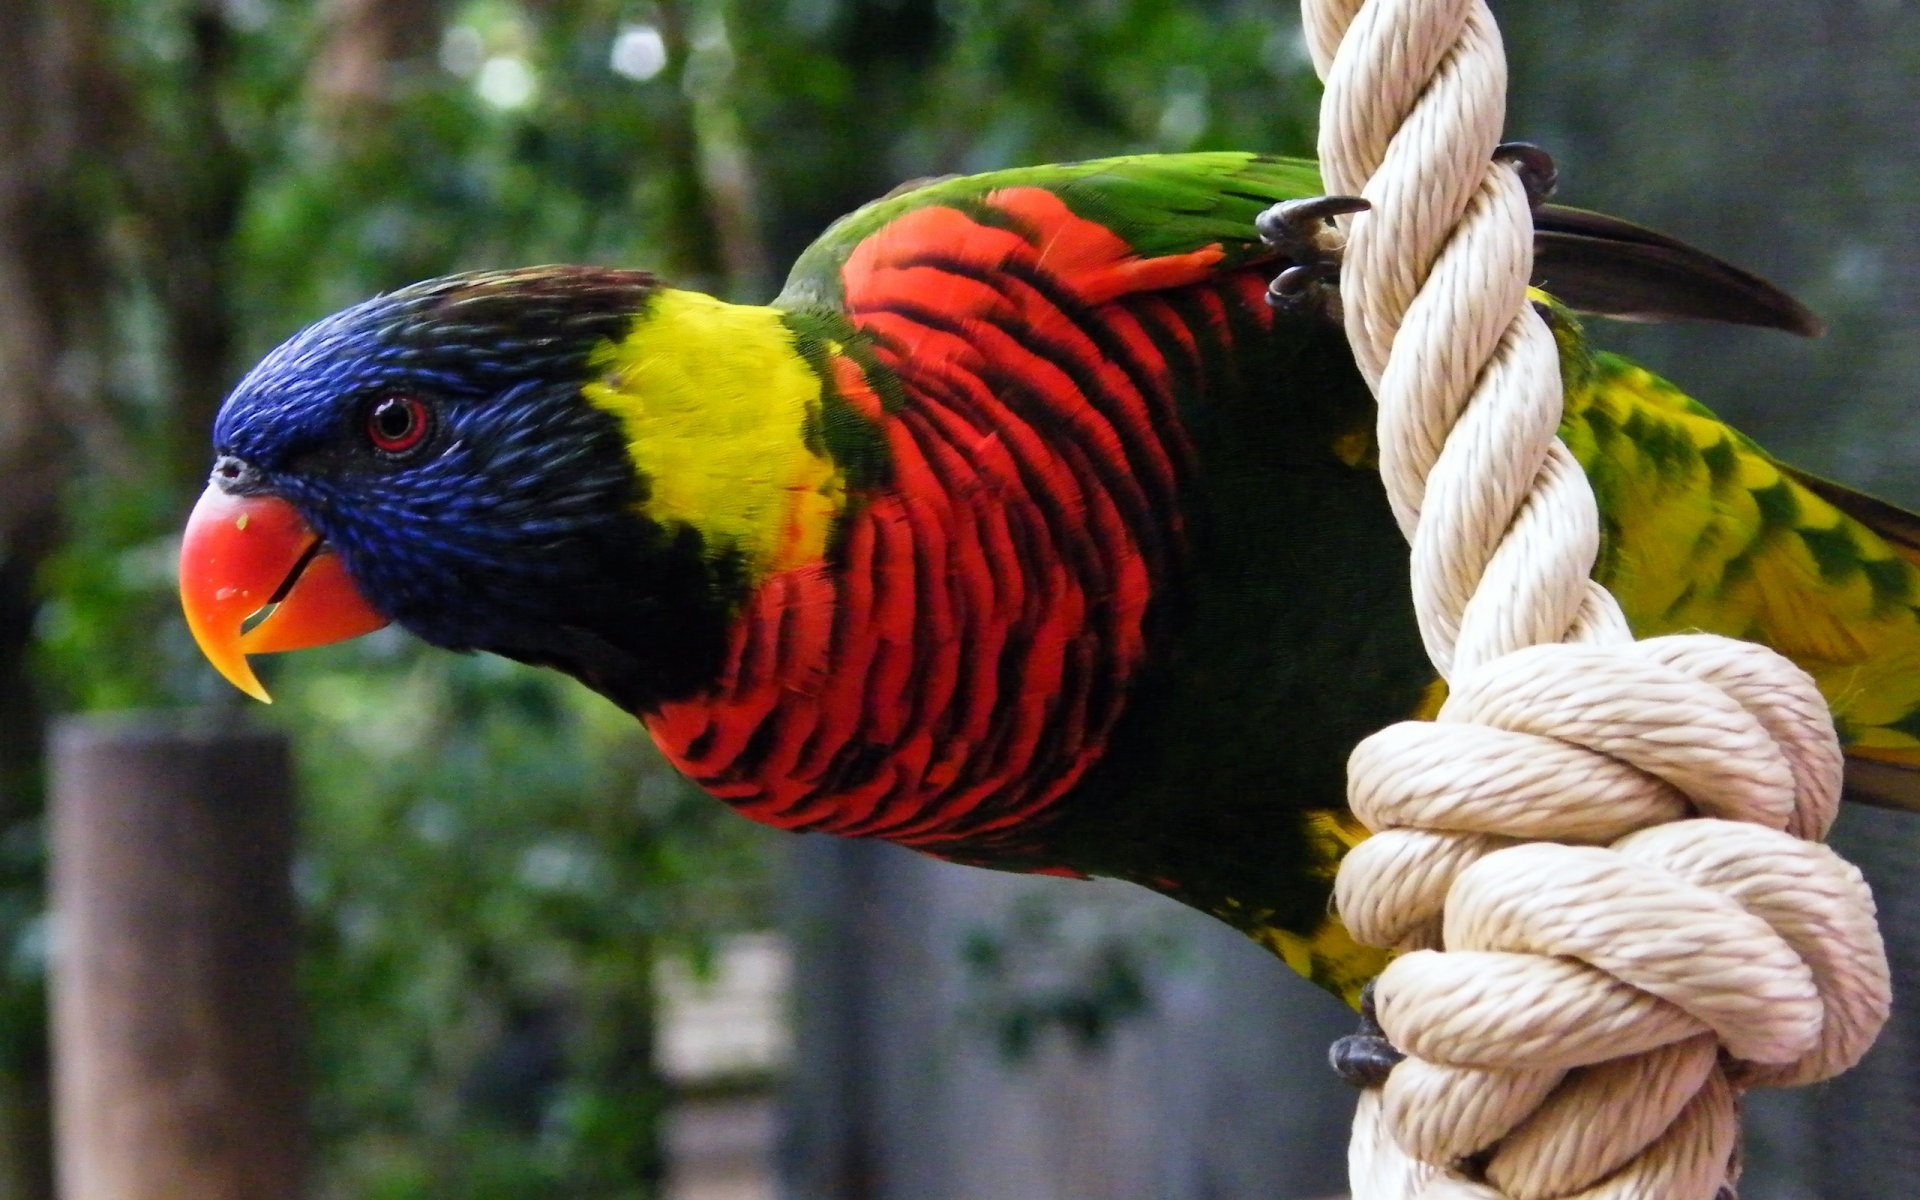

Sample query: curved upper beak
[178,483,391,702]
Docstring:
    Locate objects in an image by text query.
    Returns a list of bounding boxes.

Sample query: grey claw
[1329,1031,1404,1088]
[1494,141,1559,207]
[1256,195,1372,256]
[1329,980,1404,1088]
[1267,263,1326,298]
[1265,262,1344,317]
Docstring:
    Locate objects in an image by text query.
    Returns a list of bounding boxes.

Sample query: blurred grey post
[48,713,304,1200]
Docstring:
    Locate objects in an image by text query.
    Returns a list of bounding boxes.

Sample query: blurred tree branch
[652,0,740,291]
[674,0,772,296]
[309,0,444,123]
[112,2,250,492]
[0,0,120,1191]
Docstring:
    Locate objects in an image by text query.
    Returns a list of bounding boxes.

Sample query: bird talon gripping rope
[1259,194,1372,317]
[1330,980,1406,1088]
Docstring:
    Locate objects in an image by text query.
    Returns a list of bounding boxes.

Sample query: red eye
[366,395,431,455]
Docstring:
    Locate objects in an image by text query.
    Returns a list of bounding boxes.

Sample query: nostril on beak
[211,455,257,492]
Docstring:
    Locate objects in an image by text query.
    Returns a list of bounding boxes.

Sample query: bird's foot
[1328,980,1404,1089]
[1261,145,1559,323]
[1258,195,1371,320]
[1494,140,1560,209]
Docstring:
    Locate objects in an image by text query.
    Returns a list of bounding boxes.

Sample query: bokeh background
[0,1,1914,1198]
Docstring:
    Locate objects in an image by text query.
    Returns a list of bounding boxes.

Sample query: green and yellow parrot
[178,153,1920,1002]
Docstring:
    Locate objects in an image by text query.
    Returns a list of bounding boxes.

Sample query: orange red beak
[178,484,391,702]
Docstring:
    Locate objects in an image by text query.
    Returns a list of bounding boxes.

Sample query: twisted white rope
[1294,3,1893,1198]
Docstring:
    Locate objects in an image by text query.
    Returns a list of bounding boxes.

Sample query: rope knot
[1336,638,1887,1198]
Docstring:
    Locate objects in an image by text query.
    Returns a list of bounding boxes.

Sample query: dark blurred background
[0,1,1913,1198]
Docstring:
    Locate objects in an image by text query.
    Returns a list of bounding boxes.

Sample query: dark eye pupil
[375,400,413,439]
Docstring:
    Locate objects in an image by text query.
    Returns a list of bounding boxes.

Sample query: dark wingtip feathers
[1533,206,1824,338]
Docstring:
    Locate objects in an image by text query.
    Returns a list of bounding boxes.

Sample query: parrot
[179,152,1920,1004]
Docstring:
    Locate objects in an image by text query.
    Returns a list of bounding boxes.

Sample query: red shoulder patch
[842,186,1228,312]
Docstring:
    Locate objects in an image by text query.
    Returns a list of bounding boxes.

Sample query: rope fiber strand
[1292,3,1893,1198]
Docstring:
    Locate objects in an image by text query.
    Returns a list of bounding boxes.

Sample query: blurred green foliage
[18,0,1321,1195]
[290,647,768,1197]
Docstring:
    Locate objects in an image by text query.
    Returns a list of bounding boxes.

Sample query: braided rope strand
[1295,3,1892,1197]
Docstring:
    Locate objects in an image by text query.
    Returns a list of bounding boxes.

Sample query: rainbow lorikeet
[180,153,1920,1003]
